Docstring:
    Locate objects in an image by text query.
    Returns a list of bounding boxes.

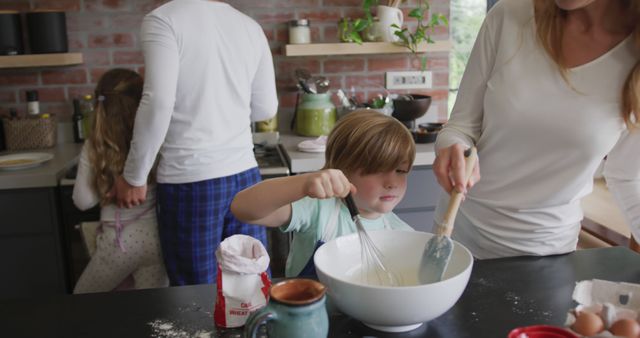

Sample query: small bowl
[508,325,579,338]
[418,122,445,132]
[412,130,437,144]
[392,94,432,122]
[314,230,473,332]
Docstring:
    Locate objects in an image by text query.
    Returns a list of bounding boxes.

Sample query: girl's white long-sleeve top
[435,0,640,258]
[123,0,278,186]
[73,144,156,222]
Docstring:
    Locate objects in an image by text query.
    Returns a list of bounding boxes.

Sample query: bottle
[80,94,94,138]
[26,90,39,116]
[72,99,85,143]
[289,19,311,44]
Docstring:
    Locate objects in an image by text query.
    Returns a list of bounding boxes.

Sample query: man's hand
[110,176,147,208]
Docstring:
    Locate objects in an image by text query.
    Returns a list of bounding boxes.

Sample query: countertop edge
[280,133,436,173]
[0,143,84,190]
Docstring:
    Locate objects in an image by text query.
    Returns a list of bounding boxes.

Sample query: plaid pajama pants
[156,167,267,286]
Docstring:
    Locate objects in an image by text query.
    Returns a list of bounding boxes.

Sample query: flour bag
[214,234,271,328]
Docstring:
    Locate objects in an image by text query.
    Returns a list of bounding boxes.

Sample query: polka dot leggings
[73,217,169,294]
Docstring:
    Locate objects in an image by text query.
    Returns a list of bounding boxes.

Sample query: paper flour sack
[213,234,271,328]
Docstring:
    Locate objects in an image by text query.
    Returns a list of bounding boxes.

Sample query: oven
[59,134,292,291]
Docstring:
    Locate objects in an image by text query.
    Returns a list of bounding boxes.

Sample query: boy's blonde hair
[87,68,144,205]
[323,109,415,175]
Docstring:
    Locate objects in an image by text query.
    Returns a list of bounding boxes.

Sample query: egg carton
[565,279,640,337]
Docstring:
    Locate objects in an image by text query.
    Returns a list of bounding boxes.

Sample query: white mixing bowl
[314,230,473,332]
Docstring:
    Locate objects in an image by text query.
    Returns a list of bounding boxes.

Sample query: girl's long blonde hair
[87,68,143,205]
[534,0,640,128]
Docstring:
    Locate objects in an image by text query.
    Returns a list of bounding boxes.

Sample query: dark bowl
[418,122,445,132]
[412,130,437,144]
[392,94,432,122]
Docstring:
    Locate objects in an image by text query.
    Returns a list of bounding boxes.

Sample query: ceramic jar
[244,279,328,338]
[295,93,336,137]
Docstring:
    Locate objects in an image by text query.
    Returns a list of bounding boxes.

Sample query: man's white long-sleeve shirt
[435,0,640,258]
[124,0,278,185]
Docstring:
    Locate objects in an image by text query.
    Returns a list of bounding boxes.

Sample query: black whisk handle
[344,193,359,218]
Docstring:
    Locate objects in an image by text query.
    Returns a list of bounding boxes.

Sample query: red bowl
[508,325,578,338]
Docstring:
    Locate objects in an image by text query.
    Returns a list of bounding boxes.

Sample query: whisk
[344,193,401,287]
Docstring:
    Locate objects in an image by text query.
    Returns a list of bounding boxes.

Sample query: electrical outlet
[385,71,432,90]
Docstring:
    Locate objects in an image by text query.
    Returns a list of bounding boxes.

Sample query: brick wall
[0,0,450,129]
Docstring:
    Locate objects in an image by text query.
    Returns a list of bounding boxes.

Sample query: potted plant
[361,0,448,70]
[390,0,448,70]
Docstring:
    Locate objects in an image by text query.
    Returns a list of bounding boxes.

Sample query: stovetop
[253,143,290,177]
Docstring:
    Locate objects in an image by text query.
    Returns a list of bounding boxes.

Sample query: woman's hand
[433,144,481,194]
[302,169,354,199]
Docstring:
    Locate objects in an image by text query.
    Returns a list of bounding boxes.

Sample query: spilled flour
[148,319,212,338]
[505,291,553,320]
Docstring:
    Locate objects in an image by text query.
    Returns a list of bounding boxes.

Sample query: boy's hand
[303,169,354,199]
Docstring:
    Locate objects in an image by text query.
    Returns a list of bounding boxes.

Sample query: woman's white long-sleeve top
[435,0,640,258]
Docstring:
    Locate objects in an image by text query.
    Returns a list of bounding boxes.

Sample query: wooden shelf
[284,40,451,57]
[0,53,83,69]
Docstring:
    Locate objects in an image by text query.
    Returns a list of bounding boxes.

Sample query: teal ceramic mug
[244,278,328,338]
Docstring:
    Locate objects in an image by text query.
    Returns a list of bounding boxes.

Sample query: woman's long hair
[534,0,640,128]
[87,68,143,205]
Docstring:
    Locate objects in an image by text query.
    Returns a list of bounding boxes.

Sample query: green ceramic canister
[295,93,336,137]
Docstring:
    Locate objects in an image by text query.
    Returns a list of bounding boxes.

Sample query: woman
[433,0,640,258]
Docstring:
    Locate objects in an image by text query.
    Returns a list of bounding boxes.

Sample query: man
[114,0,278,285]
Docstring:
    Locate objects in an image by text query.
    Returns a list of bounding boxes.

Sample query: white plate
[0,152,54,171]
[297,136,327,153]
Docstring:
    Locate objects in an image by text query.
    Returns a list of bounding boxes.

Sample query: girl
[73,68,168,293]
[231,110,416,277]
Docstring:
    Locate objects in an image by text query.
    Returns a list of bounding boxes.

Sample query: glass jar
[289,19,311,44]
[255,114,278,132]
[295,93,336,137]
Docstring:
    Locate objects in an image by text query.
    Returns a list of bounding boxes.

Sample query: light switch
[385,71,432,90]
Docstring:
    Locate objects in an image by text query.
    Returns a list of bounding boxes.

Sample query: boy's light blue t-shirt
[280,196,414,277]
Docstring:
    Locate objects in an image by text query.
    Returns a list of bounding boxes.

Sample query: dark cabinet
[0,188,66,300]
[394,165,441,232]
[57,184,100,291]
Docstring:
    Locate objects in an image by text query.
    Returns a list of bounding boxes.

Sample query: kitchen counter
[2,247,639,337]
[280,132,436,173]
[0,133,435,189]
[0,143,83,190]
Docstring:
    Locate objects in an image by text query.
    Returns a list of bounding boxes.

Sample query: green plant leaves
[387,0,448,70]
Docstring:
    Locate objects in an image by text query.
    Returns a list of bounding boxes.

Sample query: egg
[610,318,640,338]
[572,311,605,336]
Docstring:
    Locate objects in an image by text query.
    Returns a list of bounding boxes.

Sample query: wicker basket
[3,115,57,150]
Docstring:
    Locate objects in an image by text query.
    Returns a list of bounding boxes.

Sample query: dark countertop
[1,247,639,337]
